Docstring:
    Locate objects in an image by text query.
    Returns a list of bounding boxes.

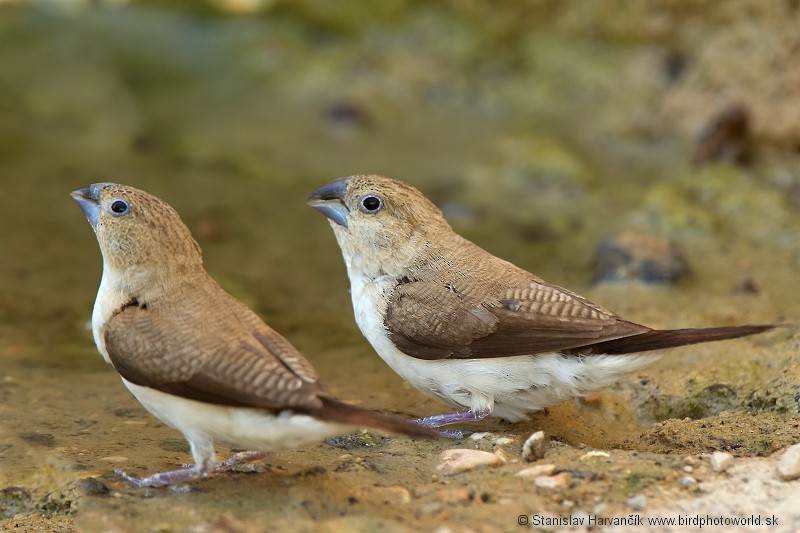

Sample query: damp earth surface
[1,2,799,532]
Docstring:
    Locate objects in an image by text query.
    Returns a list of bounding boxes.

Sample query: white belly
[123,380,354,453]
[350,275,658,422]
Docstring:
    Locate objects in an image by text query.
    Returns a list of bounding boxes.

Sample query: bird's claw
[113,469,167,488]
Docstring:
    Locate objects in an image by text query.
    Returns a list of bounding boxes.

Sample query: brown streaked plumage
[71,182,437,488]
[307,174,775,429]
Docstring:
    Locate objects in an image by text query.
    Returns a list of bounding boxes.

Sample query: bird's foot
[114,464,208,488]
[214,451,270,473]
[414,409,490,439]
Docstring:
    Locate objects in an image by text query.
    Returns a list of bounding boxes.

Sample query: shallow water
[1,3,798,531]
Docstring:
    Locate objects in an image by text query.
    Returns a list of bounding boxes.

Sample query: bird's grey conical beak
[307,177,350,228]
[70,182,114,227]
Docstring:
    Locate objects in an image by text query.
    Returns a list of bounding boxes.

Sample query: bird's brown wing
[103,303,326,411]
[384,279,649,360]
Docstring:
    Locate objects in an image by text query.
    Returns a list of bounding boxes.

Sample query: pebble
[678,476,697,487]
[710,451,734,473]
[521,431,546,462]
[777,443,800,481]
[418,502,443,516]
[580,450,610,461]
[436,449,503,474]
[468,432,514,447]
[100,456,129,463]
[691,103,751,166]
[373,486,412,505]
[626,494,647,511]
[516,464,556,479]
[493,448,510,464]
[593,231,689,285]
[79,477,110,496]
[534,473,570,491]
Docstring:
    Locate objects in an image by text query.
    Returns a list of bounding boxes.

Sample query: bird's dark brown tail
[317,397,440,439]
[584,325,775,355]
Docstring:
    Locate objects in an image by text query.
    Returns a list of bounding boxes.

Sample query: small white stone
[626,494,647,511]
[580,450,610,461]
[469,432,491,441]
[709,451,734,473]
[373,485,412,505]
[534,473,569,491]
[516,464,556,479]
[777,443,800,481]
[678,476,697,487]
[521,431,546,462]
[436,448,502,474]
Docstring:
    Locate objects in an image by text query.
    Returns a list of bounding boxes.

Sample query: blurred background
[0,1,798,530]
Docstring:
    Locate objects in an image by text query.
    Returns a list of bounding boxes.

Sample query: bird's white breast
[92,268,129,364]
[348,273,659,422]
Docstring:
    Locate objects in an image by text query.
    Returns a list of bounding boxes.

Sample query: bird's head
[307,175,452,279]
[71,183,202,279]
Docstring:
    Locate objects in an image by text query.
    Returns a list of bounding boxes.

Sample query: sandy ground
[1,2,799,531]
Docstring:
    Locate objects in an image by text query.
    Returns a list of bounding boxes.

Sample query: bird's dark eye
[359,194,383,213]
[109,199,130,216]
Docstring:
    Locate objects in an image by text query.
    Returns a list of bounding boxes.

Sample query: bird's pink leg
[115,434,220,488]
[214,451,270,472]
[114,461,213,488]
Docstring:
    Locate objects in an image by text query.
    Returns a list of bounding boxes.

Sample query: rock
[534,473,569,491]
[79,477,110,496]
[516,464,556,479]
[418,502,443,516]
[0,486,35,517]
[493,448,510,464]
[579,450,610,461]
[626,494,647,511]
[325,100,372,131]
[691,104,752,166]
[373,486,412,505]
[593,231,690,285]
[521,431,546,462]
[436,449,503,474]
[710,451,734,473]
[777,443,800,481]
[100,456,129,463]
[678,476,697,487]
[468,432,514,447]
